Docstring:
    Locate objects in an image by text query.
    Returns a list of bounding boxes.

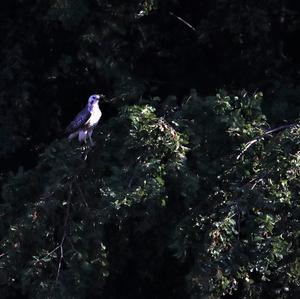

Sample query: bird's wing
[65,107,91,135]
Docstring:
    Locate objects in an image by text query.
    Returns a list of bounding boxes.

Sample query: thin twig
[55,183,72,286]
[104,93,128,103]
[237,208,241,240]
[237,139,259,160]
[128,156,142,189]
[33,245,60,264]
[76,183,88,207]
[169,12,197,32]
[90,257,102,264]
[251,178,264,190]
[184,95,192,105]
[237,123,299,160]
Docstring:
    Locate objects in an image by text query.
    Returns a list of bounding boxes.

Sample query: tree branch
[169,12,196,32]
[237,123,299,160]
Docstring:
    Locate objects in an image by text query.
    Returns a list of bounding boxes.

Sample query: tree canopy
[1,1,300,298]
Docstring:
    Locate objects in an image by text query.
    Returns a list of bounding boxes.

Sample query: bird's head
[88,94,105,107]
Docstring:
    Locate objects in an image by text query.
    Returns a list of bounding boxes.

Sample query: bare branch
[169,12,196,32]
[237,138,260,160]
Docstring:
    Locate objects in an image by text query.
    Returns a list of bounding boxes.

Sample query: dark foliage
[1,1,300,298]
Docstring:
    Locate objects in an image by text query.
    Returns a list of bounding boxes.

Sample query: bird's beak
[96,94,106,101]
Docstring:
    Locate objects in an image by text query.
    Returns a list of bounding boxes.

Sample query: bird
[64,94,104,145]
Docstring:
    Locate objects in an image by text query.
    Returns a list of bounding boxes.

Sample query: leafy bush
[1,91,300,298]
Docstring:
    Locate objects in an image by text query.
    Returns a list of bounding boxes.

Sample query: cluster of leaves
[1,90,300,298]
[0,103,188,298]
[173,91,300,298]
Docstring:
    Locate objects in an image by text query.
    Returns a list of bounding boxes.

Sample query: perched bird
[64,94,104,145]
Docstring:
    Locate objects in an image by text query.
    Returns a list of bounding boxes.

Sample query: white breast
[88,105,102,127]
